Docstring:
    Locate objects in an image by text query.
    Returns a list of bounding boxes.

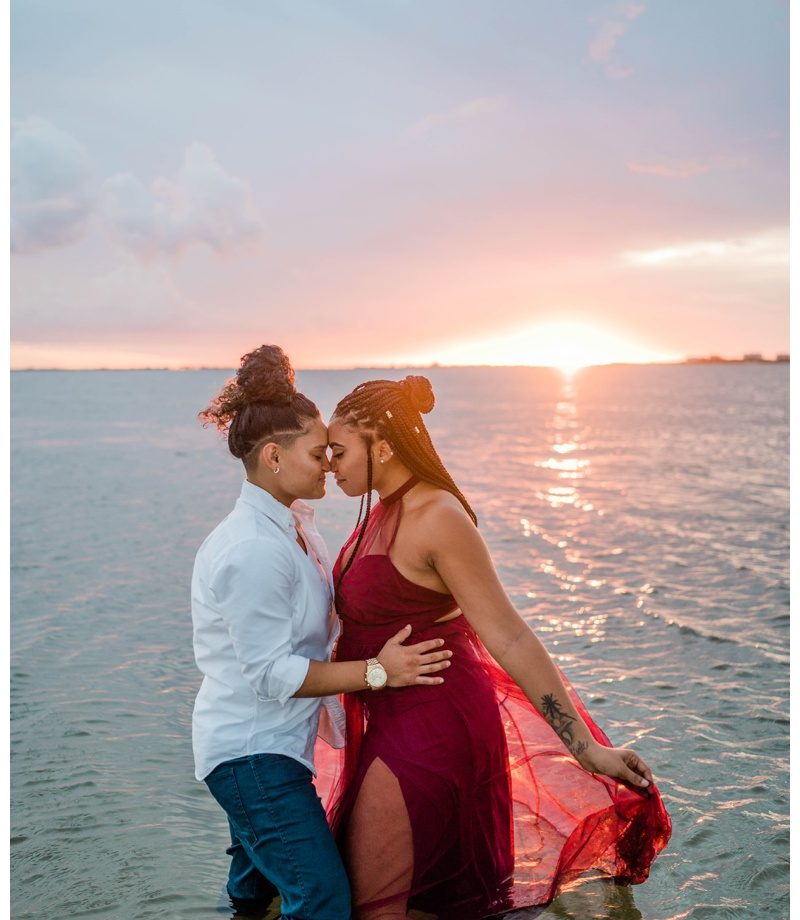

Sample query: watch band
[365,657,386,690]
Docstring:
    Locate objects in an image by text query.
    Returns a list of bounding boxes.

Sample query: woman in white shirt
[191,345,452,920]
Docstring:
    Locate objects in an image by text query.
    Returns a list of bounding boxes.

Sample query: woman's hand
[378,624,452,687]
[577,742,654,791]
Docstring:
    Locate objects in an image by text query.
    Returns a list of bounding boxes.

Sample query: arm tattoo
[541,693,589,759]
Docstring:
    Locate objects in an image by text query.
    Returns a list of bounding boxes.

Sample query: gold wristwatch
[364,657,388,690]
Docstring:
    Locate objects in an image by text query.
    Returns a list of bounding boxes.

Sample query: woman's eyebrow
[327,440,345,448]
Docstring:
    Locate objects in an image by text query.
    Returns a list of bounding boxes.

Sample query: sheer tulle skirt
[314,615,671,919]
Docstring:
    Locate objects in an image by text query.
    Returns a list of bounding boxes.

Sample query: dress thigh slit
[342,755,415,919]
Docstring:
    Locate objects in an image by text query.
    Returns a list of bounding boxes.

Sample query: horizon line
[9,356,790,373]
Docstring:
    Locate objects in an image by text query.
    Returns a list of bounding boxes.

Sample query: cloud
[101,143,264,258]
[589,2,646,79]
[622,226,788,268]
[626,154,750,179]
[627,159,709,179]
[589,21,628,63]
[11,117,97,253]
[12,119,264,259]
[410,96,509,137]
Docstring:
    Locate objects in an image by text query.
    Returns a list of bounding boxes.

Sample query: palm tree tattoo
[541,693,588,759]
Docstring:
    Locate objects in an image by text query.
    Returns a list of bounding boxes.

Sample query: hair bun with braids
[401,375,435,414]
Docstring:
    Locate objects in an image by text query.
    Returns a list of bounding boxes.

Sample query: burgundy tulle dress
[314,477,671,919]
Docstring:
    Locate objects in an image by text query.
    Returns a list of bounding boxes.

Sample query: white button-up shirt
[191,479,344,781]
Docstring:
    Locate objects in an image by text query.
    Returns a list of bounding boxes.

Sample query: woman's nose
[322,454,332,472]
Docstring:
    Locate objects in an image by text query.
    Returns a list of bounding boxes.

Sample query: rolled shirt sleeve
[209,538,311,706]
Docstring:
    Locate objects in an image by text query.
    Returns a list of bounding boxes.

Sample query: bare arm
[211,540,451,703]
[294,624,452,697]
[427,501,652,788]
[294,659,376,696]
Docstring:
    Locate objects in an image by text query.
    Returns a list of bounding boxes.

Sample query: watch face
[367,667,387,688]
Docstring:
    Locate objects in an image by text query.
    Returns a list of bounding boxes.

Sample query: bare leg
[343,757,416,920]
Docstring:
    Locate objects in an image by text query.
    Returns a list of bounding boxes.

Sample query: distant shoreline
[9,358,790,373]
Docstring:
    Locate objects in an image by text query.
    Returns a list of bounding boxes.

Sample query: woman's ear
[376,440,395,465]
[258,441,281,473]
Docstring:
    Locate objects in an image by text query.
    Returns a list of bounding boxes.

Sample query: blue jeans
[205,753,351,920]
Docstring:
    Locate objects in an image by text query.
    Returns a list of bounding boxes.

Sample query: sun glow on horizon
[11,320,679,372]
[408,320,678,373]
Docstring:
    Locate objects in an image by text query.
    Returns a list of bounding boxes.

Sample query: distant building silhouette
[684,353,788,365]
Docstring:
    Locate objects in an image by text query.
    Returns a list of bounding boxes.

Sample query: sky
[10,0,789,369]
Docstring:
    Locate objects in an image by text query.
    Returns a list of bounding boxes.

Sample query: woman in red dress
[320,375,671,920]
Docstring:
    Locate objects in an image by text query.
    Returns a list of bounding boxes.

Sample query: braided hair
[199,344,319,471]
[333,375,477,586]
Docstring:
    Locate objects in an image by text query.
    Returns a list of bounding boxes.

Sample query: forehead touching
[295,415,328,449]
[327,416,363,447]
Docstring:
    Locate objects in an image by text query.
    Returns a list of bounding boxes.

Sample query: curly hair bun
[236,345,297,406]
[401,375,435,414]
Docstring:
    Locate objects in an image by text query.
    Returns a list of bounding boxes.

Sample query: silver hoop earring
[274,467,280,474]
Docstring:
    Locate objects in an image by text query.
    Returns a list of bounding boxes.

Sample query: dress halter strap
[381,475,420,506]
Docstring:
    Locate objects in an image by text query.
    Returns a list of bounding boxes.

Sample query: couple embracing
[191,345,671,920]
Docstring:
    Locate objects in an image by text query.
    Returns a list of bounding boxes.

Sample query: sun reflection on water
[536,377,598,514]
[522,373,612,645]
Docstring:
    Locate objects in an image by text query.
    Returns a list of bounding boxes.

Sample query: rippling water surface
[11,365,789,919]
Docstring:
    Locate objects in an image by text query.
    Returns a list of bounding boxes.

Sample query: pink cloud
[588,2,646,78]
[589,21,628,63]
[627,160,710,179]
[410,96,509,137]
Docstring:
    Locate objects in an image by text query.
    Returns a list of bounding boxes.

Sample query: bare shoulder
[410,485,478,539]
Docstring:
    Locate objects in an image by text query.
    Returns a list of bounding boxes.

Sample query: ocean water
[10,364,789,920]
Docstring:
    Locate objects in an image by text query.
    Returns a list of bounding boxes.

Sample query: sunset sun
[411,320,678,371]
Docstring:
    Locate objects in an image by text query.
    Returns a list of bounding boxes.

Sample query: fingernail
[640,778,649,786]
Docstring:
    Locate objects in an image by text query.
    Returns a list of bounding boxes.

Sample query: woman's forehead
[327,417,355,443]
[297,416,327,443]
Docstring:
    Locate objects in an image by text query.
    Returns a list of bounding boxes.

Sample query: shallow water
[11,364,789,919]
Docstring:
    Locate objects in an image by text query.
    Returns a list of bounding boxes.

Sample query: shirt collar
[238,479,296,534]
[290,499,316,528]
